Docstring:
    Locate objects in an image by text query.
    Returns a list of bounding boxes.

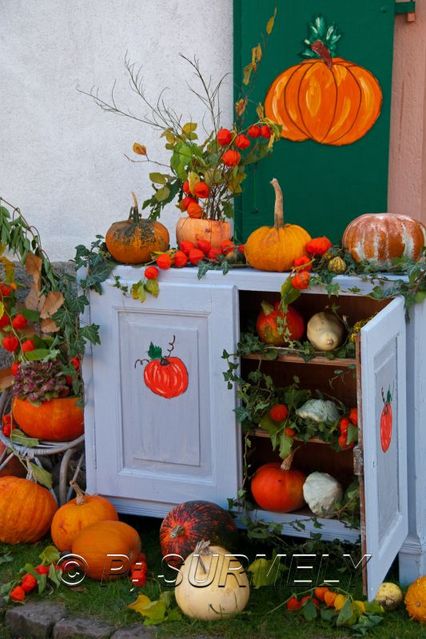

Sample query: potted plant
[0,202,98,445]
[81,13,282,249]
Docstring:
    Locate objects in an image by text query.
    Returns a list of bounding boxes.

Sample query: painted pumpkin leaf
[147,343,163,360]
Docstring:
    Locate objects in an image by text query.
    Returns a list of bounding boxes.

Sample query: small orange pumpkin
[12,396,84,442]
[251,460,306,513]
[51,482,118,551]
[343,213,426,267]
[265,18,382,146]
[405,576,426,623]
[176,218,232,250]
[106,193,169,264]
[72,520,141,581]
[0,441,25,478]
[244,179,311,272]
[0,476,57,544]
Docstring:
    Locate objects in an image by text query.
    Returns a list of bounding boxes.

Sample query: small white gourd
[307,311,344,351]
[295,399,340,423]
[303,472,343,518]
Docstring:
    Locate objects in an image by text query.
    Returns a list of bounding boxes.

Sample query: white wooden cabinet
[83,267,425,598]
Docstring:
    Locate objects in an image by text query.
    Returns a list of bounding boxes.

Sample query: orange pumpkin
[244,178,311,272]
[176,218,232,250]
[265,19,382,146]
[12,396,84,442]
[0,441,25,478]
[72,520,141,581]
[343,213,426,267]
[106,193,169,264]
[0,476,57,544]
[51,482,118,551]
[251,461,306,513]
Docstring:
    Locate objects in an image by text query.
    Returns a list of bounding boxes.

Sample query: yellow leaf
[235,98,248,117]
[256,103,265,120]
[182,122,197,134]
[0,256,15,284]
[128,594,151,613]
[242,63,253,86]
[251,43,262,69]
[266,8,277,35]
[188,171,200,193]
[132,143,147,156]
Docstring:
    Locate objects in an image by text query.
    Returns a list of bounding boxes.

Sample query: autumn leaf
[25,253,42,288]
[0,256,15,284]
[40,318,60,333]
[256,103,265,120]
[243,63,253,86]
[0,367,14,391]
[266,8,277,35]
[251,43,262,70]
[39,291,64,319]
[235,98,248,117]
[131,281,147,303]
[133,143,147,156]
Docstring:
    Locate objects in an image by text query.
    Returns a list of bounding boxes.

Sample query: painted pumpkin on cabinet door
[265,16,383,146]
[380,387,393,453]
[135,335,189,399]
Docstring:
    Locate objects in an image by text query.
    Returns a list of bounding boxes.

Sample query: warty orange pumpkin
[343,213,426,267]
[51,482,118,551]
[12,396,84,442]
[106,193,169,264]
[244,178,311,272]
[0,476,57,544]
[71,520,141,581]
[265,18,382,146]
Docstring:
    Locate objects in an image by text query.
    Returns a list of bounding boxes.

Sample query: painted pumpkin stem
[270,178,284,229]
[70,480,86,505]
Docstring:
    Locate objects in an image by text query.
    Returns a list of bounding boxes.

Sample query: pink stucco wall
[389,7,426,223]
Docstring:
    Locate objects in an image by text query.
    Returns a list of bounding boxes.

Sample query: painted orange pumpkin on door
[380,387,393,453]
[264,16,383,146]
[135,335,189,399]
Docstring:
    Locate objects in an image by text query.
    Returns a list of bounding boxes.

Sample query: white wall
[0,0,233,260]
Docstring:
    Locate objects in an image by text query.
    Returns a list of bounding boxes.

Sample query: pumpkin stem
[170,525,185,539]
[270,179,284,229]
[280,449,296,471]
[70,480,86,505]
[260,301,274,316]
[129,192,142,224]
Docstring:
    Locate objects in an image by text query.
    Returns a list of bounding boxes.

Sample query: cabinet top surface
[106,266,407,295]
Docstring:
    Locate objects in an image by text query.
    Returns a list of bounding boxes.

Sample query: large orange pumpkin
[0,441,25,478]
[176,218,232,250]
[265,19,383,146]
[106,193,169,264]
[0,476,57,544]
[244,178,311,272]
[12,396,84,442]
[343,213,426,267]
[51,482,118,551]
[251,462,306,513]
[71,520,141,581]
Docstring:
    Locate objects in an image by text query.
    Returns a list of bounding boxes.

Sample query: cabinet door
[360,296,407,600]
[88,280,239,515]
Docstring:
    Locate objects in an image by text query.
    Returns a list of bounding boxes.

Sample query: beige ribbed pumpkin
[245,179,311,272]
[343,213,426,268]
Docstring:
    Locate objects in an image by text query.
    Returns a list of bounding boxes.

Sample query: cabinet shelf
[242,352,356,367]
[252,428,330,446]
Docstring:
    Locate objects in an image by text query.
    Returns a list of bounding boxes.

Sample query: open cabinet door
[359,296,408,600]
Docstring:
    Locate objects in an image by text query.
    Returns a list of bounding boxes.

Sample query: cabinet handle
[353,445,364,476]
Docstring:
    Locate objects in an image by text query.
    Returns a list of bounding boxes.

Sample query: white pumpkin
[295,399,340,424]
[175,542,250,620]
[303,472,343,518]
[307,312,345,351]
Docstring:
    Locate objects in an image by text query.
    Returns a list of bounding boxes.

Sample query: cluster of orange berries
[286,585,361,613]
[154,240,244,270]
[9,564,56,602]
[290,236,333,290]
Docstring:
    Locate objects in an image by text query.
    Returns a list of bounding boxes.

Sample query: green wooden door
[234,0,396,242]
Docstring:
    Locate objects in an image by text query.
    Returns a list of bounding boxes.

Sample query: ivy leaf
[147,343,163,360]
[131,281,147,303]
[29,463,53,489]
[24,348,54,361]
[279,434,293,460]
[144,279,159,298]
